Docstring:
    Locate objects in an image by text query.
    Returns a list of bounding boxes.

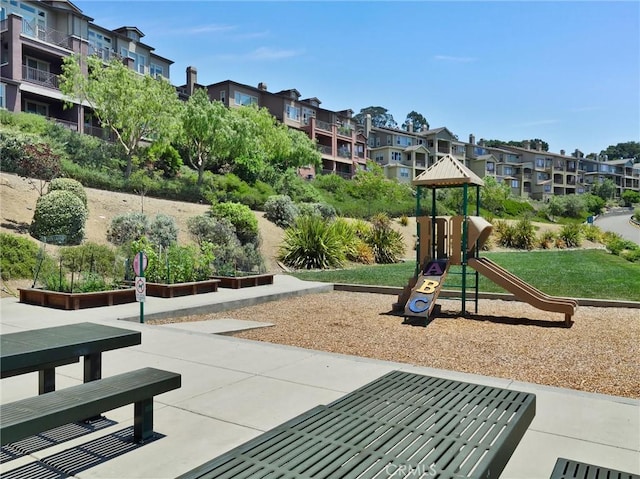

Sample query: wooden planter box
[144,279,220,298]
[210,274,274,289]
[18,287,136,310]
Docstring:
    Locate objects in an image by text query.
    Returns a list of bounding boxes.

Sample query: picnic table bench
[178,370,536,479]
[550,457,640,479]
[0,322,141,394]
[0,323,181,446]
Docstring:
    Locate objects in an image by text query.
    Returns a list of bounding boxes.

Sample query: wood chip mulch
[150,291,640,399]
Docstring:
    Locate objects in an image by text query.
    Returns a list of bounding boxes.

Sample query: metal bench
[178,370,535,479]
[0,367,181,446]
[550,458,640,479]
[1,322,141,394]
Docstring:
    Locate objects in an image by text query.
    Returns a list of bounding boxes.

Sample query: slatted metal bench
[550,458,640,479]
[0,367,181,446]
[178,370,535,479]
[1,322,141,394]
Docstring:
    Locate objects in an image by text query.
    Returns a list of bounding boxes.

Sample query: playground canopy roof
[412,154,485,188]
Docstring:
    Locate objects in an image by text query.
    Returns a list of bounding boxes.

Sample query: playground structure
[394,155,578,327]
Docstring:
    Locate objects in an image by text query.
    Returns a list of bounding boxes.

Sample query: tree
[276,128,321,173]
[16,143,61,196]
[227,105,291,183]
[480,176,510,215]
[353,106,397,128]
[591,178,617,200]
[599,141,640,161]
[180,88,232,185]
[60,55,182,178]
[483,139,549,151]
[402,111,429,132]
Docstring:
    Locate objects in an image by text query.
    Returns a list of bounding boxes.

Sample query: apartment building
[364,116,466,184]
[177,68,368,179]
[466,137,640,200]
[0,0,173,136]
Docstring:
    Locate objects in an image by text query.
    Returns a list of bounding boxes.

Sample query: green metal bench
[0,367,181,446]
[550,458,640,479]
[178,370,535,479]
[1,322,141,394]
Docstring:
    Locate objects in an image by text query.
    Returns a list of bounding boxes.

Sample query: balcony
[88,44,120,62]
[316,120,332,132]
[337,147,352,159]
[337,125,353,137]
[317,145,332,155]
[437,144,450,154]
[321,169,351,179]
[22,20,73,50]
[23,65,59,89]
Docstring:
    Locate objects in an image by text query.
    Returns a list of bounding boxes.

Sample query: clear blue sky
[74,1,639,156]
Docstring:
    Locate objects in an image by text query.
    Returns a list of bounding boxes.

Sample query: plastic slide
[467,257,577,323]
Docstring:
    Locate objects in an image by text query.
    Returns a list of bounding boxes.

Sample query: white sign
[133,252,148,276]
[135,276,146,302]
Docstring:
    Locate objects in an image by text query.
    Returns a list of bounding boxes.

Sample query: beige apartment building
[177,68,368,179]
[0,0,173,136]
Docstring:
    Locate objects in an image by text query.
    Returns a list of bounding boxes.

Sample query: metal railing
[22,19,73,50]
[317,145,332,155]
[22,65,59,89]
[316,120,332,132]
[321,169,352,179]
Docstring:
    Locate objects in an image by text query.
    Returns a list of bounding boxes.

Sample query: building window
[486,162,495,172]
[234,91,257,106]
[0,83,6,109]
[25,100,48,116]
[400,167,410,178]
[220,90,226,103]
[120,48,147,74]
[504,167,513,175]
[396,136,412,147]
[88,29,112,60]
[511,180,519,188]
[286,105,300,121]
[536,158,545,168]
[149,63,163,78]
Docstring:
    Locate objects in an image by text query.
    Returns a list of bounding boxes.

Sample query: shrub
[59,242,118,277]
[399,215,409,226]
[558,224,583,248]
[0,233,40,280]
[621,189,640,207]
[236,243,266,273]
[331,218,359,262]
[581,224,603,243]
[582,193,605,216]
[366,213,405,264]
[210,202,259,246]
[187,214,237,246]
[602,232,637,256]
[538,230,557,249]
[149,214,178,248]
[107,212,149,246]
[264,195,299,228]
[278,216,346,269]
[502,199,535,217]
[634,209,640,222]
[30,190,87,245]
[298,202,337,221]
[493,220,516,248]
[512,216,536,250]
[48,178,87,208]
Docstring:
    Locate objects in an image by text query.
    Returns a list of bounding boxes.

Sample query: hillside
[0,173,418,295]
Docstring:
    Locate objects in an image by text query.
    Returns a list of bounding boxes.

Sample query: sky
[73,1,639,156]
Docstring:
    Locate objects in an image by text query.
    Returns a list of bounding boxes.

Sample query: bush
[512,216,536,250]
[278,216,346,269]
[558,224,583,248]
[502,199,535,217]
[107,212,149,246]
[149,214,178,248]
[581,224,603,243]
[187,214,237,246]
[264,195,299,228]
[399,215,409,227]
[210,202,259,246]
[634,209,640,223]
[0,233,40,280]
[621,190,640,207]
[366,213,405,264]
[298,202,337,221]
[621,248,640,263]
[582,193,605,216]
[538,230,557,249]
[48,178,87,208]
[30,190,87,245]
[59,242,118,277]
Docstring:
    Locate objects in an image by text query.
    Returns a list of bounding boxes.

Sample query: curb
[333,283,640,309]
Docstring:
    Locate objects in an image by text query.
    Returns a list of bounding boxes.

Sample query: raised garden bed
[18,287,136,310]
[144,279,220,298]
[210,273,274,289]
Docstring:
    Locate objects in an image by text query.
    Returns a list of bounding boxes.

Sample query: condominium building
[466,137,640,200]
[0,0,173,136]
[177,68,368,179]
[364,117,466,183]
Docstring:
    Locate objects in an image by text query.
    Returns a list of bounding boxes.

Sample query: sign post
[134,251,148,323]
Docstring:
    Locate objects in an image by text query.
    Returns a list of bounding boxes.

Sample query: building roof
[413,154,485,187]
[404,144,429,153]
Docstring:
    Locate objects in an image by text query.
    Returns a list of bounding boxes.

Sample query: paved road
[594,211,640,245]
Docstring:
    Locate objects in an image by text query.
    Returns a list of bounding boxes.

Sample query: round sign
[133,252,148,276]
[135,277,146,293]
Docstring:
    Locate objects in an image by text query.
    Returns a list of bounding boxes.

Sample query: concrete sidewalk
[1,275,638,478]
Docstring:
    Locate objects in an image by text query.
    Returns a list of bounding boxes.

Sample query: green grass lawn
[290,249,640,302]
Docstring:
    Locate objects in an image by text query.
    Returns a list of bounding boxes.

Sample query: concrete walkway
[1,275,638,478]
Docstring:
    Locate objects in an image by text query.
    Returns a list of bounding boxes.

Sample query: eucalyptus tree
[60,55,182,178]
